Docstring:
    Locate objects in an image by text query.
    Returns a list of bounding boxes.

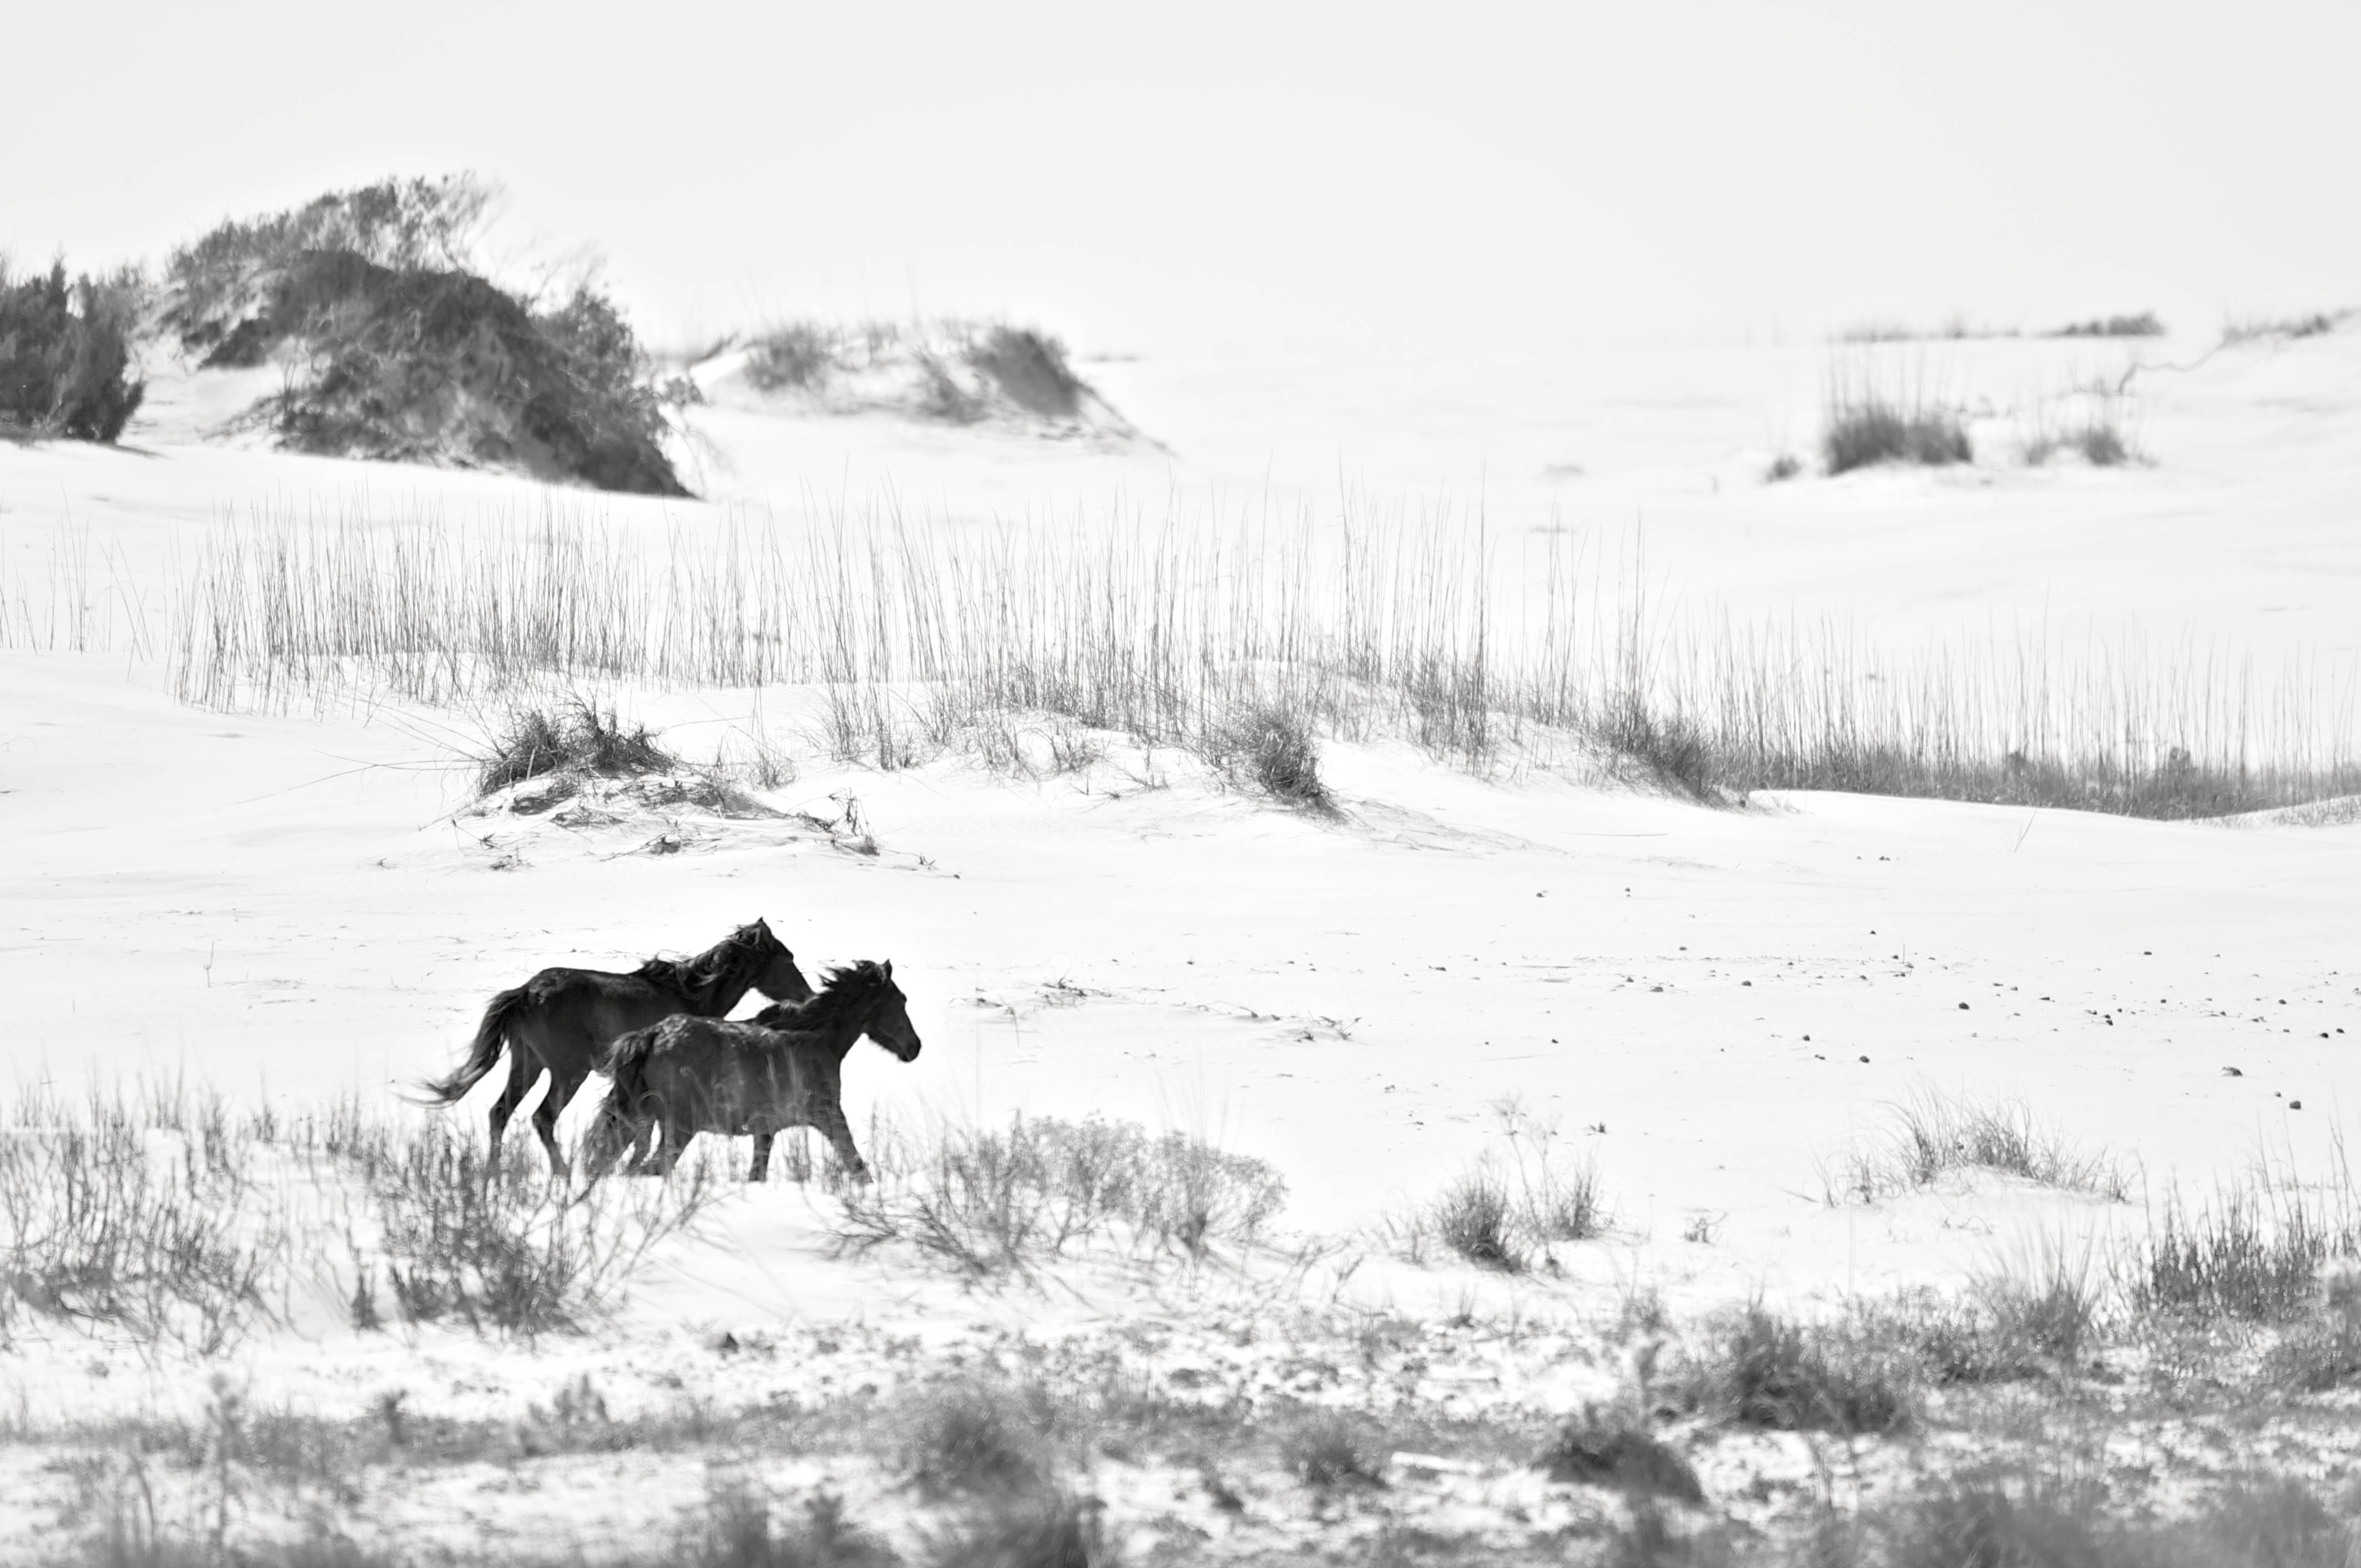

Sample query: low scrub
[0,262,146,443]
[833,1113,1287,1275]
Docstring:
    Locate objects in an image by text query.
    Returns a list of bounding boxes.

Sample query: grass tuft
[478,702,677,796]
[1823,397,1972,474]
[1830,1091,2128,1204]
[2050,311,2165,338]
[1672,1304,1913,1434]
[1536,1408,1702,1504]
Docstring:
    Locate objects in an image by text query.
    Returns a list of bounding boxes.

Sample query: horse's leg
[813,1101,869,1182]
[531,1068,584,1178]
[650,1112,695,1176]
[485,1050,539,1166]
[749,1131,774,1183]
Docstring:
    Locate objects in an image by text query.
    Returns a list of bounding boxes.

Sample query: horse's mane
[632,921,774,999]
[751,960,889,1032]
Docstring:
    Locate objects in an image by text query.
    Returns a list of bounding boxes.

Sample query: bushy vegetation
[164,178,685,495]
[1393,1104,1608,1271]
[0,261,147,443]
[832,1112,1288,1275]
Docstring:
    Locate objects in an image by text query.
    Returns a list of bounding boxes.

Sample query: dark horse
[418,919,813,1174]
[582,960,921,1183]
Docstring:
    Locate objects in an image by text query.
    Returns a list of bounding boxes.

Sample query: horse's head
[860,959,922,1063]
[742,919,815,1004]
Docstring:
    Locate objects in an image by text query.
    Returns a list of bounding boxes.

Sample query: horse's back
[642,1020,829,1132]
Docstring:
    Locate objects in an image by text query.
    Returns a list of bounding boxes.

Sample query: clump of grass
[1396,1105,1610,1271]
[1280,1410,1389,1491]
[1764,453,1803,482]
[1598,694,1716,798]
[1205,699,1333,811]
[1822,394,1972,474]
[1672,1304,1912,1434]
[919,1489,1111,1568]
[1425,1171,1525,1272]
[2051,311,2165,338]
[833,1114,1287,1276]
[965,326,1085,419]
[0,261,147,443]
[478,702,676,796]
[2137,1183,2361,1323]
[1536,1407,1702,1504]
[1829,1091,2128,1204]
[744,323,838,392]
[903,1381,1046,1498]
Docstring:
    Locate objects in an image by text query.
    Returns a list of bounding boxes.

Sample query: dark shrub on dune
[0,262,146,443]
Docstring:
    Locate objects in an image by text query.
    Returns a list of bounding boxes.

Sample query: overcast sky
[8,1,2353,355]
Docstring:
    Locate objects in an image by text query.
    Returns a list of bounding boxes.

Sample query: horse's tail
[413,987,528,1107]
[582,1025,659,1181]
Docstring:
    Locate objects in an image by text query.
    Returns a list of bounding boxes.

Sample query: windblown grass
[1827,1090,2130,1205]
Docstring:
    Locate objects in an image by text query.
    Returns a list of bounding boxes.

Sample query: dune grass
[0,498,2348,821]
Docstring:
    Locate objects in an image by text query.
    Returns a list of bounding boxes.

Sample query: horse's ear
[883,959,894,980]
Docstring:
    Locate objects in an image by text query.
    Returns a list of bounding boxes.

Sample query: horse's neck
[666,959,750,1015]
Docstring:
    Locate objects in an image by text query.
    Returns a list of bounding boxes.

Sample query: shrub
[1823,396,1972,474]
[965,327,1084,419]
[1765,453,1802,482]
[167,174,493,342]
[0,262,146,443]
[164,180,684,495]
